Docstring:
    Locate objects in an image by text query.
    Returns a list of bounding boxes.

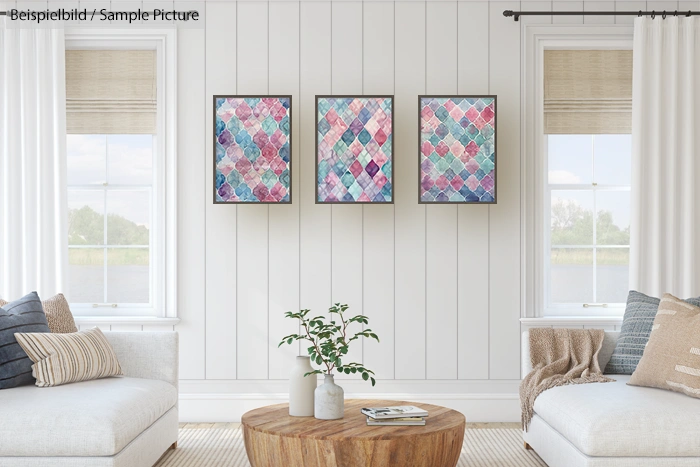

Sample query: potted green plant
[279,303,380,420]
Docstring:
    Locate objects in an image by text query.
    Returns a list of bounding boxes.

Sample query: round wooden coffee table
[241,399,465,467]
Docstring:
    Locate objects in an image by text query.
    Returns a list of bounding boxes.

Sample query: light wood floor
[180,422,520,429]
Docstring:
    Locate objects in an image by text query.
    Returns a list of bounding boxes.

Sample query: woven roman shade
[66,50,156,134]
[544,50,632,134]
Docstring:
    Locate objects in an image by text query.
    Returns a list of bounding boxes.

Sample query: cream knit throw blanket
[520,328,615,431]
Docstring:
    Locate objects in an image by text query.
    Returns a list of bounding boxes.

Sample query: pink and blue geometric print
[419,96,496,203]
[316,96,393,203]
[214,96,292,203]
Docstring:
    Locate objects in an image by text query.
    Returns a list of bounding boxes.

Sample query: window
[67,134,154,309]
[546,134,631,312]
[539,47,633,316]
[64,30,177,318]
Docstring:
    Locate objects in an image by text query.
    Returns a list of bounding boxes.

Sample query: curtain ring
[687,10,692,17]
[674,10,678,17]
[638,10,643,17]
[662,11,667,19]
[651,11,656,19]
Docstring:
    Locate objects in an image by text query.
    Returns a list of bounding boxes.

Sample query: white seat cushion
[534,374,700,457]
[0,377,177,457]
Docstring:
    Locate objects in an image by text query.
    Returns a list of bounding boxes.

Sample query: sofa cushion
[0,292,51,389]
[0,376,177,456]
[605,290,700,375]
[533,374,700,457]
[0,293,78,334]
[16,327,123,387]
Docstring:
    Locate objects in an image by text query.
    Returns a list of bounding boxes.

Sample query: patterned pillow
[605,291,700,374]
[628,294,700,398]
[0,293,77,334]
[15,327,123,387]
[0,292,51,389]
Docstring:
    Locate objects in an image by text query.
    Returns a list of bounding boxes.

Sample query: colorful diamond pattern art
[419,97,496,203]
[215,96,291,203]
[316,96,393,203]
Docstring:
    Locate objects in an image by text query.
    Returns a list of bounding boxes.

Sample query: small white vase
[289,356,316,417]
[314,374,344,420]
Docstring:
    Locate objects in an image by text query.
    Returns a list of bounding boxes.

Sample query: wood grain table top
[241,399,466,441]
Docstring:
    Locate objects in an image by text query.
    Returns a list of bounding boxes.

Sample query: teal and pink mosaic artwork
[214,96,291,203]
[316,96,393,203]
[419,96,496,203]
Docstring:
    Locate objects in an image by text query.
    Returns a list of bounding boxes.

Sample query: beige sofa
[0,332,179,467]
[522,331,700,467]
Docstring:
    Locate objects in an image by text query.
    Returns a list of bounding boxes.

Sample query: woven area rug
[155,425,546,467]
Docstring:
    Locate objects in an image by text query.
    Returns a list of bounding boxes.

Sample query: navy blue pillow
[0,292,50,389]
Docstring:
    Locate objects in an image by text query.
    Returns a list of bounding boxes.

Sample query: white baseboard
[179,392,520,423]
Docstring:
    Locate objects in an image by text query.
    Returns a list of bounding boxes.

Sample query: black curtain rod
[504,9,700,21]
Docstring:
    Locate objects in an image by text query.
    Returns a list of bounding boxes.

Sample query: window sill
[74,316,181,326]
[520,316,622,327]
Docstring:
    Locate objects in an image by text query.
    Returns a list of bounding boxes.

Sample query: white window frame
[521,25,632,319]
[65,29,177,320]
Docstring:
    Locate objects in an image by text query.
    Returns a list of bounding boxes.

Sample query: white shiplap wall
[78,0,695,422]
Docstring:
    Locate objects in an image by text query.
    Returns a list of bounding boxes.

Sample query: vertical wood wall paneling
[236,1,270,380]
[394,2,427,380]
[268,1,301,379]
[175,6,206,379]
[520,1,553,25]
[488,1,521,380]
[584,1,614,24]
[205,2,237,380]
[456,1,490,380]
[362,1,396,380]
[299,2,332,374]
[425,1,458,380]
[330,2,364,379]
[552,1,584,24]
[615,1,647,24]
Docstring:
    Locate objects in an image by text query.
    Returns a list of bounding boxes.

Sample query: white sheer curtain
[630,17,700,297]
[0,25,68,300]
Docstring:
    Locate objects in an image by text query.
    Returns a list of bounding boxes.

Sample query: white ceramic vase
[314,374,344,420]
[289,356,316,417]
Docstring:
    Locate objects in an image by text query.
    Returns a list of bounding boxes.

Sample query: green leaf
[287,337,293,345]
[370,377,376,386]
[362,372,369,381]
[316,355,323,365]
[335,358,341,367]
[351,368,357,374]
[344,367,351,374]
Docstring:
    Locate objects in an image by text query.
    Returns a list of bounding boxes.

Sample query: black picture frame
[417,95,497,205]
[315,95,395,205]
[213,95,293,204]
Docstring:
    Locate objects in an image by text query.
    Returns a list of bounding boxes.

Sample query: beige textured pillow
[0,293,77,333]
[629,293,700,398]
[14,327,123,387]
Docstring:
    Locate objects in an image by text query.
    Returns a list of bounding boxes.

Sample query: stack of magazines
[361,405,428,426]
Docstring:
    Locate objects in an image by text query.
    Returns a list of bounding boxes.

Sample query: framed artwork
[213,95,292,203]
[418,96,496,203]
[316,96,393,204]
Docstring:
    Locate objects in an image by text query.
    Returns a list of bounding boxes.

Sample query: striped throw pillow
[605,290,700,374]
[629,294,700,399]
[0,292,51,389]
[0,293,77,334]
[14,327,123,387]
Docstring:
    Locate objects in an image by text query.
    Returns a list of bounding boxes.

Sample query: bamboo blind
[66,50,156,134]
[544,50,632,134]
